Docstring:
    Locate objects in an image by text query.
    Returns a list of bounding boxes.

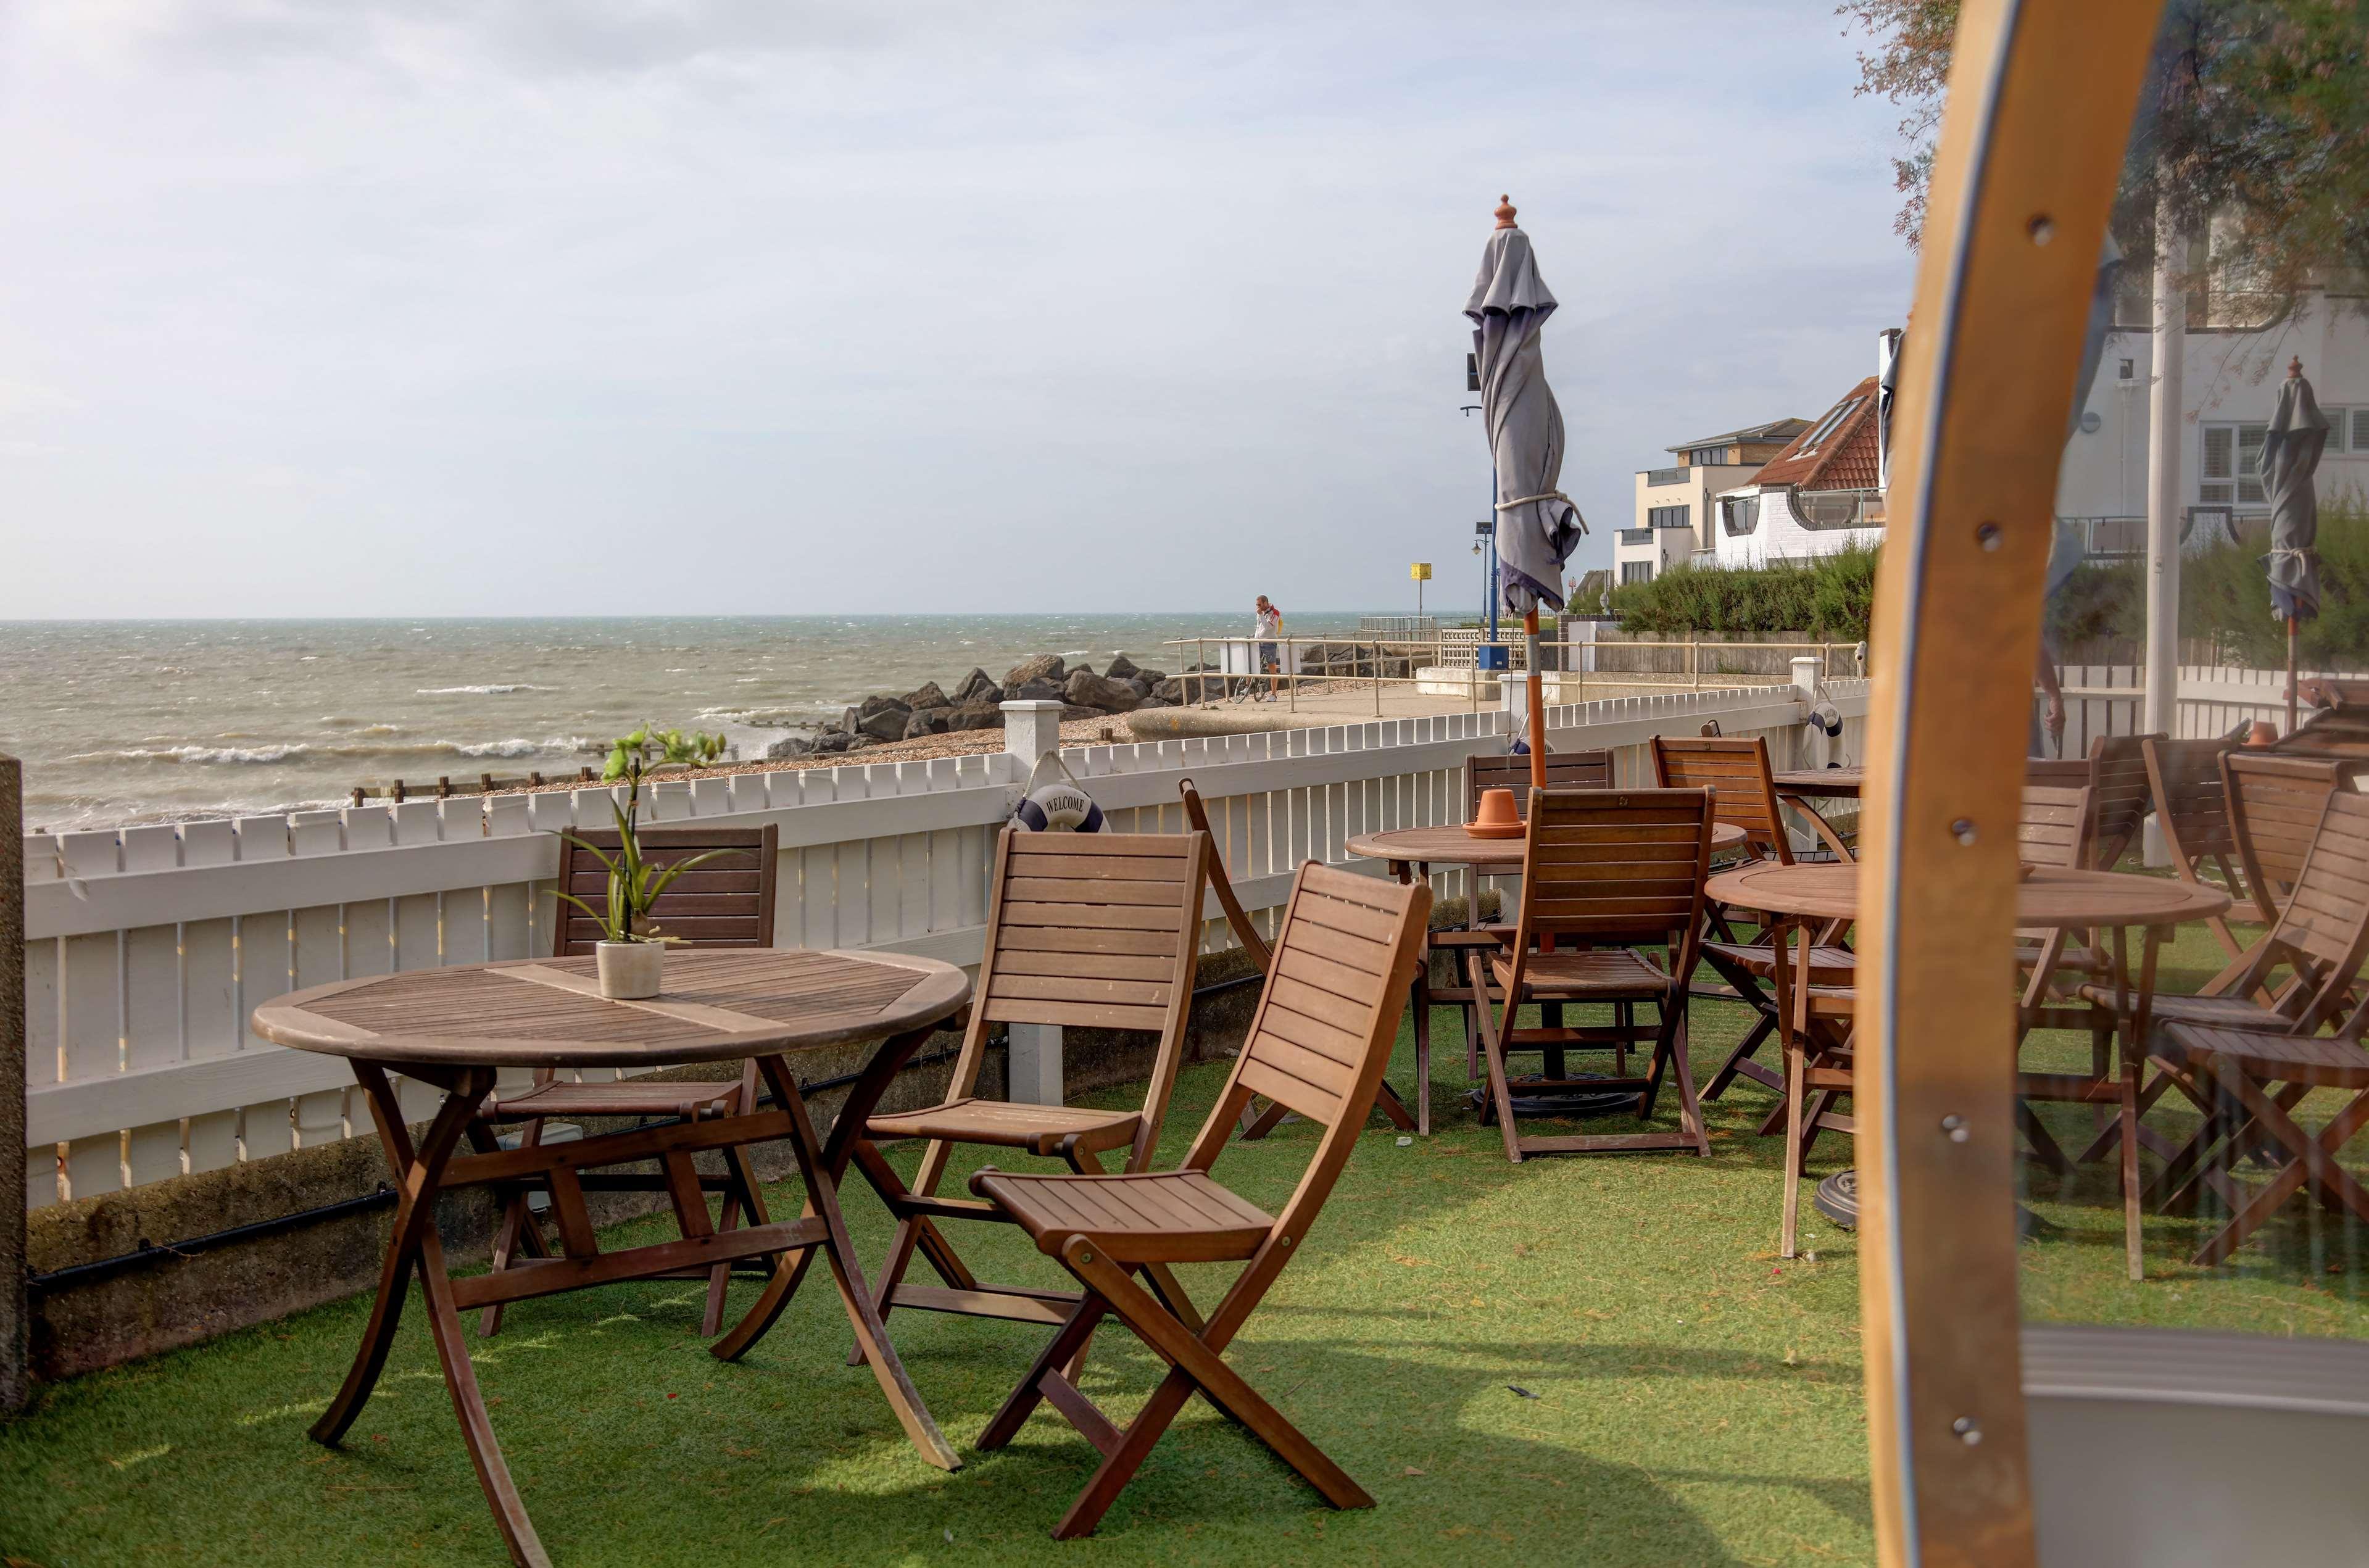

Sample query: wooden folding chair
[2080,792,2369,1204]
[845,827,1209,1366]
[1653,736,1841,1108]
[2084,731,2159,872]
[1180,780,1420,1140]
[2218,751,2349,992]
[1441,750,1618,1090]
[1472,786,1717,1161]
[473,824,779,1338]
[2142,736,2244,957]
[2008,784,2122,1174]
[969,862,1431,1538]
[1767,923,1857,1258]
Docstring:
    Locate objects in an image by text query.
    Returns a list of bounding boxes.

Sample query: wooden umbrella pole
[2286,618,2299,736]
[1524,607,1546,787]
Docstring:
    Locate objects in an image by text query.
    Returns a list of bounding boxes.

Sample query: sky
[0,1,1917,619]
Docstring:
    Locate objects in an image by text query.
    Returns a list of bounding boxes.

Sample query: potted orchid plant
[558,738,729,998]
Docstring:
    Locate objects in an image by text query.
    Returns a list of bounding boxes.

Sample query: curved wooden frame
[1856,4,2160,1564]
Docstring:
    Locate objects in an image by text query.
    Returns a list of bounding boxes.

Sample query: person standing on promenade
[1253,595,1284,702]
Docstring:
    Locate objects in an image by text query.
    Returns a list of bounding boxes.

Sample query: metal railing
[1643,466,1691,487]
[1357,614,1440,642]
[1160,634,1864,716]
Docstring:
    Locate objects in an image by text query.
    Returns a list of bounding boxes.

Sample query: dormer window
[1797,397,1863,455]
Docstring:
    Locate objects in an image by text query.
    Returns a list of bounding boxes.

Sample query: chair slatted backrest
[2017,783,2094,871]
[552,824,778,956]
[2249,792,2369,1031]
[1651,736,1790,863]
[1180,779,1270,973]
[2142,737,2239,869]
[2086,732,2159,872]
[1185,865,1430,1186]
[1506,787,1716,987]
[2224,752,2348,926]
[959,828,1211,1164]
[1467,749,1614,821]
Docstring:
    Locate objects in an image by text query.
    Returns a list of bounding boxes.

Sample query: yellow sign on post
[1409,562,1432,618]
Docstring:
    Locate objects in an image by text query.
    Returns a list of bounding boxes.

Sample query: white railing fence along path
[2051,663,2355,755]
[20,681,1865,1209]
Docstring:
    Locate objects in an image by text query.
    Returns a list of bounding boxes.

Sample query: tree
[1841,0,2369,296]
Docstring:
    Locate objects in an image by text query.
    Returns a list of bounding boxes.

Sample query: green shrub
[1611,547,1880,641]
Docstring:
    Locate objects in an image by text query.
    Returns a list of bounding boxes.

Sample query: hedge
[1611,508,2365,667]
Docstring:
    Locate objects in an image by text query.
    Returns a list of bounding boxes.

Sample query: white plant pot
[596,940,663,1000]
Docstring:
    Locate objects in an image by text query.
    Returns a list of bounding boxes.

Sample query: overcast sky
[0,1,1914,619]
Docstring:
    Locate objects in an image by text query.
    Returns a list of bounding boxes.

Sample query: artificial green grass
[3,928,2362,1568]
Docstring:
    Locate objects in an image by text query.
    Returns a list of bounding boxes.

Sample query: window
[1797,396,1862,454]
[2354,407,2369,453]
[1690,445,1728,465]
[2200,420,2267,506]
[1647,504,1691,529]
[2117,358,2136,380]
[1795,490,1873,530]
[2312,404,2356,455]
[1720,495,1760,537]
[1620,561,1654,585]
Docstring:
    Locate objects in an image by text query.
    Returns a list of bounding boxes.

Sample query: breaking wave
[73,737,572,766]
[415,683,552,695]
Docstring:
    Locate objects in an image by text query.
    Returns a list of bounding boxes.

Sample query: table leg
[712,1034,960,1472]
[317,1063,552,1568]
[2117,924,2160,1282]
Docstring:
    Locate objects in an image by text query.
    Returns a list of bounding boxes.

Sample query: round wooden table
[254,947,970,1568]
[1345,819,1746,874]
[1703,863,2230,1275]
[1769,767,1864,859]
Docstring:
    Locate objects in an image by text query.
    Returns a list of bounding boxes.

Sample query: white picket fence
[2054,663,2353,755]
[19,681,1866,1210]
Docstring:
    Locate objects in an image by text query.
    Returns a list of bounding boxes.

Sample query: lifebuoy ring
[1014,781,1105,832]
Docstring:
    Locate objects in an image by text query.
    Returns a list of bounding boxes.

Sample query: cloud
[0,0,1913,616]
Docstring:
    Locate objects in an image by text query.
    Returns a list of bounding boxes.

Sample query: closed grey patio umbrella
[2262,356,2329,732]
[1465,195,1585,781]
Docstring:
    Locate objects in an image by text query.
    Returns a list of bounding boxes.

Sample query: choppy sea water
[1,615,1371,832]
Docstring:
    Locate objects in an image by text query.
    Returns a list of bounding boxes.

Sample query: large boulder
[900,680,950,711]
[1134,695,1174,711]
[765,734,813,760]
[1005,653,1065,689]
[1064,668,1140,713]
[1011,677,1066,703]
[811,731,856,754]
[856,704,911,744]
[903,708,950,739]
[1135,666,1166,684]
[1151,676,1185,704]
[1105,653,1140,681]
[943,702,1005,732]
[952,667,1002,704]
[856,693,908,722]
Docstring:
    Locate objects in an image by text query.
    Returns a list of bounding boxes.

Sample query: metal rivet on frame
[1951,819,1978,846]
[1952,1416,1983,1446]
[1941,1114,1970,1143]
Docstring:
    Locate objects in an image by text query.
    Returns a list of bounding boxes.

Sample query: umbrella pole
[1524,608,1546,788]
[2286,617,2299,736]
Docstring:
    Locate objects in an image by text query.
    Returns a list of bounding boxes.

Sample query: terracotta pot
[2244,720,2279,747]
[597,940,663,1000]
[1466,787,1525,840]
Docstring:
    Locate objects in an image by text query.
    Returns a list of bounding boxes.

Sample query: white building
[2057,283,2369,555]
[1711,376,1886,569]
[1614,417,1807,584]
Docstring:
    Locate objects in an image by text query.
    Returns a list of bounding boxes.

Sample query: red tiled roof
[1749,376,1881,492]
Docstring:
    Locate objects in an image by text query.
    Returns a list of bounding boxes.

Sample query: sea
[0,614,1375,833]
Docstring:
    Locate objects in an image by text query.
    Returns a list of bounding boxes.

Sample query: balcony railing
[1643,466,1691,487]
[1617,527,1653,545]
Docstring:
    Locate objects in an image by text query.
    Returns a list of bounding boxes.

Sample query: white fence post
[1000,700,1064,1104]
[1791,656,1823,770]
